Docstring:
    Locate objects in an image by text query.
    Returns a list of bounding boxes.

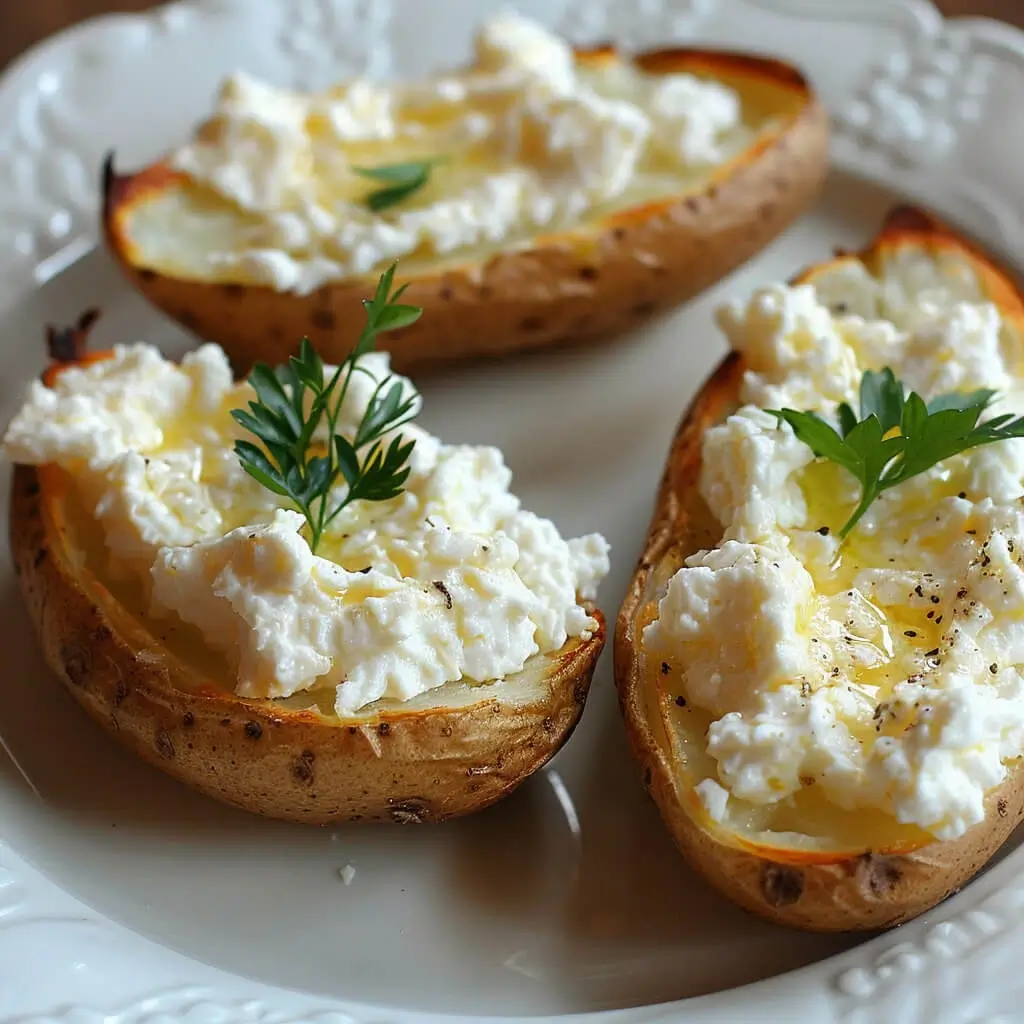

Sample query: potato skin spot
[155,729,175,759]
[519,315,546,332]
[761,864,804,907]
[389,799,432,824]
[60,643,90,687]
[859,854,902,898]
[292,751,316,785]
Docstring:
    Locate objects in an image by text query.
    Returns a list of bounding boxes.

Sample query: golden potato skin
[614,206,1024,932]
[11,463,604,824]
[103,48,830,377]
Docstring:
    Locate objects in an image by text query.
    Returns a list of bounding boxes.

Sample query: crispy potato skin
[103,49,829,377]
[11,463,603,824]
[614,206,1024,931]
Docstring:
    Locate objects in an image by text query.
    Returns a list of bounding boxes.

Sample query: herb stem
[231,262,423,554]
[839,485,879,540]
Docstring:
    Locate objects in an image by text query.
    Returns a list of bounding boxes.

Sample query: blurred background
[0,0,1020,69]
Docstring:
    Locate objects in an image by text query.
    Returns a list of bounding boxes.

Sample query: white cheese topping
[3,345,608,714]
[165,13,752,292]
[644,251,1024,840]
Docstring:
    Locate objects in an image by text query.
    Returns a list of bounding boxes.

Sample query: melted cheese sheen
[168,12,750,292]
[3,347,608,714]
[644,251,1024,840]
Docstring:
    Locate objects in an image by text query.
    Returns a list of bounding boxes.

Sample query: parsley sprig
[232,264,423,553]
[353,159,439,212]
[771,368,1024,539]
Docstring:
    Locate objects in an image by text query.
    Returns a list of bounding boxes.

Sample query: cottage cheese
[3,345,608,714]
[644,252,1024,840]
[168,12,751,291]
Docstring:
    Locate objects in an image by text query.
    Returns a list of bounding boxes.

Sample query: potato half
[103,47,829,376]
[614,206,1024,931]
[10,457,604,824]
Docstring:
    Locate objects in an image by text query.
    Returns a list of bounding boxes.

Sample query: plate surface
[4,1,1024,1021]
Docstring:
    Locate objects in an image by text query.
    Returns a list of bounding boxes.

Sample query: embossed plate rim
[3,0,1024,1021]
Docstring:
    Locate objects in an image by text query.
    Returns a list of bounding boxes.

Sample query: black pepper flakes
[432,581,453,609]
[990,663,999,675]
[930,595,940,604]
[661,662,670,675]
[817,526,830,536]
[904,630,917,637]
[675,695,687,707]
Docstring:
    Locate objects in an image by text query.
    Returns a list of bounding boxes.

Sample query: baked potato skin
[613,206,1024,931]
[11,463,603,824]
[103,48,829,378]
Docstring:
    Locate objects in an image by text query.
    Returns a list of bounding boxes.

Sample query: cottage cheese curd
[3,345,608,714]
[168,12,751,291]
[644,251,1024,840]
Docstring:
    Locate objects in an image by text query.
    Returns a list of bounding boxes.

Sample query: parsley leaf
[770,368,1024,539]
[353,160,439,212]
[231,262,423,553]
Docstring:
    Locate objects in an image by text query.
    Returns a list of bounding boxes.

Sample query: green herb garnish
[353,159,438,212]
[770,367,1024,539]
[232,263,422,553]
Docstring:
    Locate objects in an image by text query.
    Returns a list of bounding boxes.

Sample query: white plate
[3,1,1024,1021]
